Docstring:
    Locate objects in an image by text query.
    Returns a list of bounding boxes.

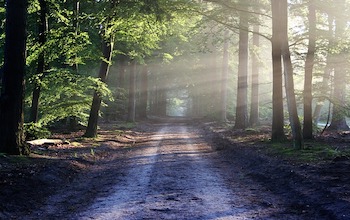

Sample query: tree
[313,15,334,125]
[30,0,48,123]
[85,39,114,137]
[127,60,136,122]
[328,0,349,131]
[23,0,97,135]
[280,0,303,148]
[234,2,249,129]
[303,0,316,139]
[249,21,260,127]
[220,30,229,122]
[271,0,286,141]
[138,64,149,119]
[0,0,30,155]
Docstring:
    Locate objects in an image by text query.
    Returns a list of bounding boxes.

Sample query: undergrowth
[269,141,350,162]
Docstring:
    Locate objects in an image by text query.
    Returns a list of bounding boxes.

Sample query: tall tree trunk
[30,0,47,123]
[328,0,349,131]
[234,4,249,129]
[0,0,29,155]
[127,60,136,122]
[282,48,304,148]
[158,88,167,116]
[280,0,303,149]
[67,0,80,131]
[74,0,80,72]
[84,39,113,137]
[271,0,286,141]
[220,30,229,122]
[303,0,316,139]
[249,24,260,127]
[117,56,126,89]
[139,64,148,119]
[313,16,334,124]
[155,85,160,115]
[149,72,156,115]
[209,43,219,118]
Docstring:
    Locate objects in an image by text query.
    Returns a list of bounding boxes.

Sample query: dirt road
[24,122,348,219]
[76,124,274,219]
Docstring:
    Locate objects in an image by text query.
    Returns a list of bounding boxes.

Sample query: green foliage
[26,24,94,67]
[112,13,166,61]
[102,87,128,120]
[26,69,113,126]
[24,122,51,140]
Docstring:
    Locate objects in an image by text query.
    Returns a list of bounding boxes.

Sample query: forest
[1,0,350,218]
[1,0,350,154]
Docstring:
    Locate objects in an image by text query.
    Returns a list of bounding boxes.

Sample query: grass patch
[269,141,350,163]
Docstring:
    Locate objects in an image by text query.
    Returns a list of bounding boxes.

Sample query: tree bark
[127,60,136,122]
[234,4,249,129]
[220,30,229,122]
[0,0,29,155]
[84,39,113,137]
[303,0,316,139]
[117,56,127,89]
[30,0,47,123]
[157,87,167,117]
[313,16,334,124]
[271,0,286,141]
[139,64,148,119]
[209,43,219,119]
[249,24,260,127]
[280,0,303,149]
[328,0,349,131]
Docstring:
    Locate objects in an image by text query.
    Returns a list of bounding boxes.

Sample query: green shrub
[24,122,51,140]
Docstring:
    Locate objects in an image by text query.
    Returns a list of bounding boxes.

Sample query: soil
[0,119,350,219]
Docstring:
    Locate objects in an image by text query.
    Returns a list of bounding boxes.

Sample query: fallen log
[27,139,69,147]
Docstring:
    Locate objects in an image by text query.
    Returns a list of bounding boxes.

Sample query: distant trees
[139,65,149,119]
[127,60,136,122]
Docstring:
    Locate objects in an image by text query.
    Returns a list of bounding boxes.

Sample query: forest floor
[1,118,350,219]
